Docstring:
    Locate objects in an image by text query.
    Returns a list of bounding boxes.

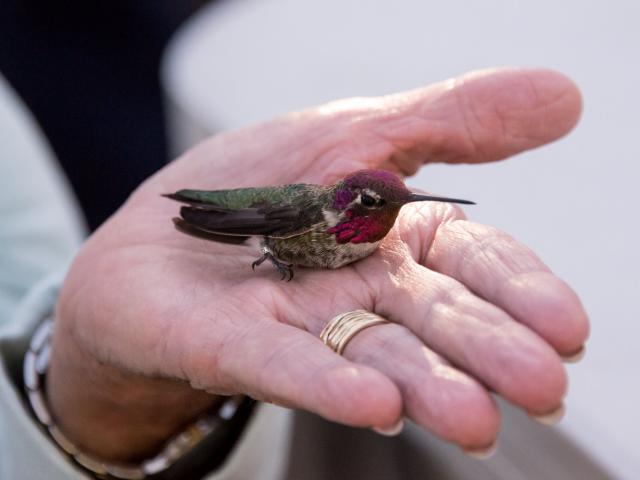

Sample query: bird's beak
[408,193,475,205]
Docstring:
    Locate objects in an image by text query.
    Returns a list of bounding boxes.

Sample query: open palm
[50,68,588,458]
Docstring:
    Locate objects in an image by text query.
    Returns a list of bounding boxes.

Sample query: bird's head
[327,169,473,244]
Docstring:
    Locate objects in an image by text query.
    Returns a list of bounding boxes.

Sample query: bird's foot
[252,250,294,281]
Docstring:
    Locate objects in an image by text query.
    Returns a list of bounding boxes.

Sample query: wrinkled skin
[48,68,588,461]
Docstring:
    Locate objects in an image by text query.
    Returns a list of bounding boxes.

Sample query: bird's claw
[251,251,294,281]
[275,262,294,282]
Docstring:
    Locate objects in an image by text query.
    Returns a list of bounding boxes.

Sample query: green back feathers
[165,184,331,239]
[172,184,313,210]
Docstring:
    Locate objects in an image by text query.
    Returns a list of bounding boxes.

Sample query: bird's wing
[164,184,326,241]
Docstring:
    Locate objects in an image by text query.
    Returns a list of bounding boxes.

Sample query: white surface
[163,1,639,478]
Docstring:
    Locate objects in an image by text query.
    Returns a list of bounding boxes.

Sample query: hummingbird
[164,169,474,281]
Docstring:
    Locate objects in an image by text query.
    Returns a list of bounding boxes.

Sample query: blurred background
[2,0,638,478]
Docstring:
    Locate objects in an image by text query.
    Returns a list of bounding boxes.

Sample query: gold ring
[320,310,389,355]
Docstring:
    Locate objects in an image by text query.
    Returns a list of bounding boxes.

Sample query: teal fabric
[0,75,85,324]
[0,74,87,478]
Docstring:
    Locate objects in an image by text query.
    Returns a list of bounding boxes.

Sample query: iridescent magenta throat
[327,211,388,244]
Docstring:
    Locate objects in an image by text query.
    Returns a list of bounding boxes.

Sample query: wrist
[46,317,219,463]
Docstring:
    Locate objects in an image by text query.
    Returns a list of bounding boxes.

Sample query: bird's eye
[361,194,376,207]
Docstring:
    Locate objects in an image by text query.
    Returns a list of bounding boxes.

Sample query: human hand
[48,68,588,461]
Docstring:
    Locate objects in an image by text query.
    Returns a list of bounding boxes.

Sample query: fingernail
[463,442,497,460]
[372,419,404,437]
[562,345,586,363]
[530,403,565,426]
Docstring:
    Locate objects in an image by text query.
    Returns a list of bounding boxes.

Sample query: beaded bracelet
[24,317,246,479]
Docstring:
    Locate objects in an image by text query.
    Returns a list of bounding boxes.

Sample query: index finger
[418,212,589,355]
[321,68,582,177]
